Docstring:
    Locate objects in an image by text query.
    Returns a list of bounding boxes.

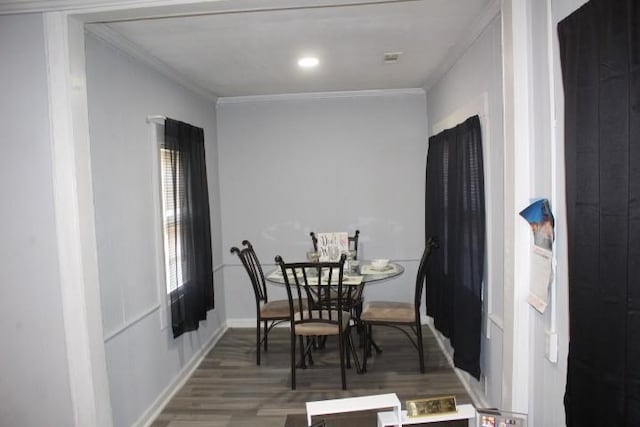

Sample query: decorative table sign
[406,396,457,417]
[316,232,349,262]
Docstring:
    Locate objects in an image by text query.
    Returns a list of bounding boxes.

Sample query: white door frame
[500,0,534,415]
[43,11,113,427]
[40,0,539,424]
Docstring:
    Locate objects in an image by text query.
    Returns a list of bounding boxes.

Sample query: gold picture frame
[406,395,457,417]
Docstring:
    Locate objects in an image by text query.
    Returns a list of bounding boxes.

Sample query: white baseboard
[425,318,491,409]
[133,321,229,427]
[226,318,257,328]
[226,318,290,328]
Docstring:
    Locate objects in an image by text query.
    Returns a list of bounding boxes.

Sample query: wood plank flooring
[151,326,471,427]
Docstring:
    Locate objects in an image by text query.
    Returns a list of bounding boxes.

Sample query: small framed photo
[406,395,457,417]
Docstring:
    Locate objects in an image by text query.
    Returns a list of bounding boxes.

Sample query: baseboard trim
[226,318,290,328]
[133,321,229,427]
[425,319,491,409]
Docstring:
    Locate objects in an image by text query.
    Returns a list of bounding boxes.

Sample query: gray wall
[528,0,587,425]
[426,15,504,406]
[0,13,74,426]
[217,91,428,322]
[427,17,504,405]
[85,34,225,427]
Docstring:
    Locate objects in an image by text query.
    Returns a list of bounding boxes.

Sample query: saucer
[370,264,393,272]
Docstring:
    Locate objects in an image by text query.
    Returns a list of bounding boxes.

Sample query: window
[159,147,186,294]
[156,117,214,338]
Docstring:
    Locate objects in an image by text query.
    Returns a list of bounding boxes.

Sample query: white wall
[526,0,587,426]
[217,91,428,322]
[84,33,225,427]
[0,13,74,426]
[426,15,504,407]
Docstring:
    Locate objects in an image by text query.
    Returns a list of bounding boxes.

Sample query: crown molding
[0,0,137,14]
[85,23,218,103]
[0,0,445,18]
[0,0,212,15]
[217,88,425,105]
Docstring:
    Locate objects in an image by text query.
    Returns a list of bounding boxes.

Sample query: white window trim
[150,122,170,330]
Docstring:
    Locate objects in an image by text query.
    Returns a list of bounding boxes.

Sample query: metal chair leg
[290,330,297,390]
[263,320,268,352]
[361,322,368,373]
[416,322,425,373]
[256,318,261,365]
[299,335,307,369]
[338,331,347,390]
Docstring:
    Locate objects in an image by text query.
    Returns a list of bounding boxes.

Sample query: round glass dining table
[265,260,404,372]
[265,261,404,285]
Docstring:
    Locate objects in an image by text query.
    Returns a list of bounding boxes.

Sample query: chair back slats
[275,255,347,329]
[414,237,439,309]
[230,240,268,303]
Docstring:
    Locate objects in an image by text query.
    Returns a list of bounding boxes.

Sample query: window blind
[160,147,185,293]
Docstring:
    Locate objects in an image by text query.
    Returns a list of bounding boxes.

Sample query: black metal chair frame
[361,237,439,374]
[310,230,363,347]
[275,254,359,390]
[231,240,289,365]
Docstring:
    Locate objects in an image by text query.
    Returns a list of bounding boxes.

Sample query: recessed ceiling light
[298,57,319,68]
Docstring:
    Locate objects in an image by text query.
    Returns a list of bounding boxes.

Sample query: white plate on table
[369,264,393,272]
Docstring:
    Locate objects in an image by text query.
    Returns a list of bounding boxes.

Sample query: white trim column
[44,11,113,427]
[500,0,533,414]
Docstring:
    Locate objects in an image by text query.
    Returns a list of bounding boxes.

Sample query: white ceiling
[2,0,497,98]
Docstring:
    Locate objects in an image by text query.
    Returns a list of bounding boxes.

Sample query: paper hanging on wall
[519,199,554,313]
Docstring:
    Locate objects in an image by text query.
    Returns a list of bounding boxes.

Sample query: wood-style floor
[151,326,472,427]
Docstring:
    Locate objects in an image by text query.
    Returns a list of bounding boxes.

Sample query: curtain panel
[164,118,215,339]
[559,0,640,424]
[425,115,485,379]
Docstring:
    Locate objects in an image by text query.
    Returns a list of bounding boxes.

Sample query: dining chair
[230,240,291,365]
[310,230,360,259]
[275,254,355,390]
[360,237,439,373]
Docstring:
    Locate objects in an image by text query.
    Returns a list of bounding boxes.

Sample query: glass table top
[266,261,404,285]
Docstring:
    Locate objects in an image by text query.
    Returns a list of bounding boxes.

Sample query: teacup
[371,259,389,270]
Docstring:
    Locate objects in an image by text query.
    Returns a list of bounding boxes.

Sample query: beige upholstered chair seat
[260,300,308,319]
[361,301,415,323]
[260,299,292,319]
[293,310,351,336]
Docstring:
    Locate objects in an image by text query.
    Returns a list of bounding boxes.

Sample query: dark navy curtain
[425,115,485,379]
[559,1,640,424]
[165,118,215,338]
